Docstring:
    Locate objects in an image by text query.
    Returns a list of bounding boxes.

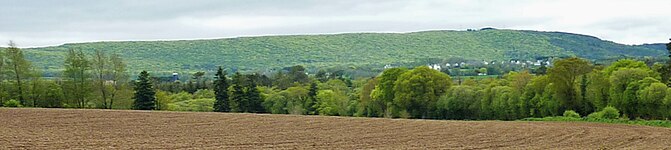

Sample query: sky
[1,0,670,47]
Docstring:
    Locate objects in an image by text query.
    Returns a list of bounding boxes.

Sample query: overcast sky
[2,0,670,47]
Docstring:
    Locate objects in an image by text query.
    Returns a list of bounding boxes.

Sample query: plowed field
[1,108,670,149]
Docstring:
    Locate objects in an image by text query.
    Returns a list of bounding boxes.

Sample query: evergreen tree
[316,69,328,82]
[186,80,196,93]
[133,70,156,110]
[213,67,230,112]
[229,72,247,112]
[246,76,264,113]
[306,82,319,114]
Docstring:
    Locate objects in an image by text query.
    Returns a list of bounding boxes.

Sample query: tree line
[0,41,132,108]
[3,40,671,122]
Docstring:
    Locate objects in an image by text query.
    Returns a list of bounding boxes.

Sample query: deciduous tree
[63,48,91,108]
[393,66,451,118]
[547,57,592,114]
[5,41,32,105]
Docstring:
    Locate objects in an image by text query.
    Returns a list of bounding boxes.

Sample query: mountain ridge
[22,29,667,75]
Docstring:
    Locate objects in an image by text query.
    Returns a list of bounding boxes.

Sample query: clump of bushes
[587,106,620,119]
[3,99,22,107]
[601,106,620,119]
[563,110,580,118]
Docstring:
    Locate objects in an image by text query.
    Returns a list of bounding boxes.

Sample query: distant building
[427,64,441,70]
[172,73,179,82]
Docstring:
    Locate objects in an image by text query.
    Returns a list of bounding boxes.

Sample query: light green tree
[63,48,92,108]
[5,41,32,105]
[638,82,668,119]
[316,90,349,116]
[393,66,451,118]
[370,68,407,117]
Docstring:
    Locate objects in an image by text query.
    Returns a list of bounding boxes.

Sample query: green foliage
[5,42,32,105]
[229,72,246,112]
[608,68,654,118]
[603,59,650,76]
[523,75,551,117]
[263,93,288,114]
[587,112,603,119]
[168,98,215,112]
[437,85,477,119]
[586,69,610,111]
[306,82,318,115]
[547,57,592,114]
[393,66,451,118]
[133,71,156,110]
[371,68,408,117]
[316,90,350,116]
[246,79,264,113]
[489,86,521,120]
[227,72,265,113]
[601,106,620,119]
[155,90,172,110]
[357,78,382,117]
[521,117,671,128]
[23,30,665,75]
[192,89,214,99]
[213,67,230,112]
[63,48,92,108]
[638,82,667,119]
[3,99,22,107]
[563,110,581,118]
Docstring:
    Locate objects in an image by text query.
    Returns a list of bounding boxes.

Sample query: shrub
[3,99,22,107]
[399,110,411,119]
[601,106,620,119]
[563,110,581,118]
[587,112,603,119]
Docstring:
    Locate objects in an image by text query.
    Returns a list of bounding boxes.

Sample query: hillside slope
[2,108,671,149]
[24,29,666,74]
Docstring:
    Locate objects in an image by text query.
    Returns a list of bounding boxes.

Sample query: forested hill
[23,29,666,74]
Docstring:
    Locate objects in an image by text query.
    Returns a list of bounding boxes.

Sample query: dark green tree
[246,77,264,113]
[192,71,206,90]
[213,67,229,112]
[185,80,196,93]
[306,82,319,114]
[535,62,547,75]
[229,72,247,112]
[547,57,592,114]
[316,69,328,82]
[288,65,309,84]
[133,70,156,110]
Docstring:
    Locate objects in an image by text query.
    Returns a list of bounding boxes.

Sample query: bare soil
[1,108,670,149]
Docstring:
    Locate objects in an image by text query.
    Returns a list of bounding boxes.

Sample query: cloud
[0,0,669,47]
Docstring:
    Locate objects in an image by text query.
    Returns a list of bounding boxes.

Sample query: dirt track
[1,108,670,149]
